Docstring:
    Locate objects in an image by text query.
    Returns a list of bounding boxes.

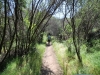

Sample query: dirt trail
[41,46,63,75]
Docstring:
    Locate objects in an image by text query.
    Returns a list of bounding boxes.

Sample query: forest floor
[41,45,63,75]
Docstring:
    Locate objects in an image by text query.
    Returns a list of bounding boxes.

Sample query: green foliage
[0,53,41,75]
[92,39,100,48]
[53,41,68,74]
[36,43,45,57]
[42,34,47,43]
[53,38,100,75]
[75,19,81,28]
[24,17,30,28]
[0,43,45,75]
[65,24,72,33]
[35,12,43,24]
[87,39,100,52]
[82,51,100,75]
[19,0,26,8]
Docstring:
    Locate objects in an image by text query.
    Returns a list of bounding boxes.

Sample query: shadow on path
[41,65,55,75]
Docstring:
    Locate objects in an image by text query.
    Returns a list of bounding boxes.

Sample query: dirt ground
[41,45,63,75]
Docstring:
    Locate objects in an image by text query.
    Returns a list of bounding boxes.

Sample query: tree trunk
[72,0,82,65]
[0,0,7,54]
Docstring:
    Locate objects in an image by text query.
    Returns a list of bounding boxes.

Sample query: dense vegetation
[0,0,100,75]
[0,0,63,67]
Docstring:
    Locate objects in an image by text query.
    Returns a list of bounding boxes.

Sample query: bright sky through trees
[52,1,70,19]
[53,12,64,19]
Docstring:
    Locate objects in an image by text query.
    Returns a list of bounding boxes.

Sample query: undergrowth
[0,44,45,75]
[53,41,68,75]
[53,39,100,75]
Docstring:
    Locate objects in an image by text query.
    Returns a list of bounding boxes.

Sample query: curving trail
[41,46,63,75]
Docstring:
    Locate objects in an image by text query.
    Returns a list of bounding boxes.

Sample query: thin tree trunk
[72,0,82,64]
[14,0,19,56]
[0,0,7,54]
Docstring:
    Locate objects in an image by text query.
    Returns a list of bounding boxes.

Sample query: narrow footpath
[41,46,63,75]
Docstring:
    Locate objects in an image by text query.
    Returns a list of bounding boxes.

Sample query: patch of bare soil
[41,46,63,75]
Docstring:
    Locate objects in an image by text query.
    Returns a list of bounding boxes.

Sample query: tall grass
[53,41,68,75]
[0,44,45,75]
[53,39,100,75]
